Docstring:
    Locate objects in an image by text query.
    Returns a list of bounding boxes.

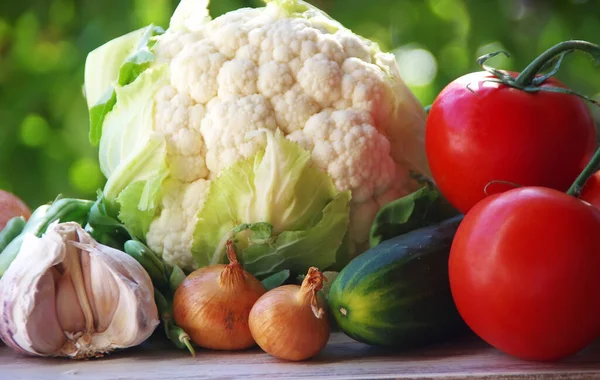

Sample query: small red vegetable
[426,41,598,213]
[0,190,30,231]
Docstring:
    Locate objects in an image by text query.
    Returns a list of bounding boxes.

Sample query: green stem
[0,217,26,253]
[567,147,600,197]
[178,332,196,357]
[154,287,196,356]
[515,40,600,87]
[169,265,186,293]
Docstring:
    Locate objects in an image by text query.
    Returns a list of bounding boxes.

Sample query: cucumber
[328,215,465,347]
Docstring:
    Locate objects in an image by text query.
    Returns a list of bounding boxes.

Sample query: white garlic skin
[0,222,159,358]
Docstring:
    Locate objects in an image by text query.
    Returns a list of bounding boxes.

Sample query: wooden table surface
[1,333,600,379]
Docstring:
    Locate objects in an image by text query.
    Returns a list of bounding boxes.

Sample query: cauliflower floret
[147,178,210,269]
[297,54,343,107]
[250,18,318,65]
[153,30,203,63]
[341,58,395,130]
[294,109,397,202]
[271,84,319,133]
[336,31,372,62]
[205,8,265,58]
[317,35,346,66]
[257,61,294,98]
[200,94,277,173]
[217,59,259,97]
[170,41,227,103]
[154,86,209,182]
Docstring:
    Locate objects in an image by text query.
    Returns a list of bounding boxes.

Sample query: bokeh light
[68,157,104,194]
[395,47,438,87]
[19,114,50,147]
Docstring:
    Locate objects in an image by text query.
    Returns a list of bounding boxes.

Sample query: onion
[172,241,266,350]
[249,267,330,361]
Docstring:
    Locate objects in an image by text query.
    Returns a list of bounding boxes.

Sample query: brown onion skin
[249,284,330,361]
[0,190,30,231]
[173,264,266,351]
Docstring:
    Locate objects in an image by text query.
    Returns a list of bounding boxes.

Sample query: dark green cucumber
[328,215,465,347]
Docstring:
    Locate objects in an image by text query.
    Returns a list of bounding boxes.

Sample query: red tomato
[580,171,600,208]
[449,187,600,361]
[0,190,30,231]
[426,71,596,213]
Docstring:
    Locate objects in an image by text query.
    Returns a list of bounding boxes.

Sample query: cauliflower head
[84,0,428,273]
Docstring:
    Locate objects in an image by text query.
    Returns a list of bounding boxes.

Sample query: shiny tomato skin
[580,171,600,208]
[426,71,596,213]
[449,187,600,361]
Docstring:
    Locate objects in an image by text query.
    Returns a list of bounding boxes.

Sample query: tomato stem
[567,148,600,198]
[514,40,600,87]
[477,40,600,106]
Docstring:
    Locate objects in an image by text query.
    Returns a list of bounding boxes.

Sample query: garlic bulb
[0,222,159,358]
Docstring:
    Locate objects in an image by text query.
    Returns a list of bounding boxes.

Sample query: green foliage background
[1,0,599,208]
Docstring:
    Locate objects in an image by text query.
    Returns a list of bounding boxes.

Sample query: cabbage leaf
[85,24,163,146]
[192,130,351,277]
[100,66,170,239]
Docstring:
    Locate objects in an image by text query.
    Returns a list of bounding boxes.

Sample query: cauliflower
[84,0,428,274]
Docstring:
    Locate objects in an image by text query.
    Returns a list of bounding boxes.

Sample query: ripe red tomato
[426,71,596,213]
[580,171,600,208]
[449,187,600,361]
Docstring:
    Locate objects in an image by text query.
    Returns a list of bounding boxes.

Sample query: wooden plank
[1,333,600,379]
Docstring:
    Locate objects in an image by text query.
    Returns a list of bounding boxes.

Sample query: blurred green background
[1,0,599,208]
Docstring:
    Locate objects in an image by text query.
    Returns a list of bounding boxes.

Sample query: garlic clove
[0,232,66,355]
[55,272,86,333]
[23,270,67,355]
[83,249,120,333]
[83,242,159,348]
[58,226,96,334]
[91,270,150,349]
[0,222,159,359]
